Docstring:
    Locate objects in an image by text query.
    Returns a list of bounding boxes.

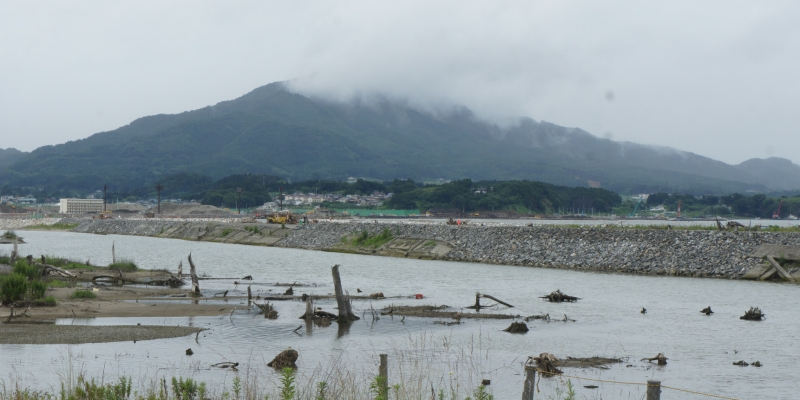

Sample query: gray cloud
[1,1,798,165]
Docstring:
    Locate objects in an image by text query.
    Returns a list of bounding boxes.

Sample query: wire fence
[527,367,739,400]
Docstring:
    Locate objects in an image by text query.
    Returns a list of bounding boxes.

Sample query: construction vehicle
[267,210,298,224]
[773,200,783,219]
[93,210,113,219]
[628,198,643,218]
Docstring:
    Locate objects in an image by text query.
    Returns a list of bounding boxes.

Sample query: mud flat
[0,324,202,345]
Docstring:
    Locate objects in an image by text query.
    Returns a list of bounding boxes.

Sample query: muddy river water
[2,230,798,399]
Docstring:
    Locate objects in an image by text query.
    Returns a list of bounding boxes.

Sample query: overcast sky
[1,1,799,165]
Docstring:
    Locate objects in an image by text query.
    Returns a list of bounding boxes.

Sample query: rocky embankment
[19,217,800,279]
[279,222,800,279]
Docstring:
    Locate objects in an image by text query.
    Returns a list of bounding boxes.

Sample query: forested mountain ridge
[1,81,798,195]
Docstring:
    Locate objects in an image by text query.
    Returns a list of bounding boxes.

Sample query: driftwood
[540,289,579,303]
[331,264,359,322]
[467,293,514,310]
[37,263,76,278]
[177,261,183,277]
[525,313,550,321]
[267,348,299,370]
[641,307,647,314]
[642,353,668,365]
[284,287,294,295]
[503,321,529,333]
[187,253,201,297]
[533,353,563,375]
[369,292,385,299]
[701,306,713,315]
[733,360,748,366]
[211,362,239,369]
[740,307,765,321]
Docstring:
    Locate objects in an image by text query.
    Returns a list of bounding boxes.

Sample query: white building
[60,198,104,214]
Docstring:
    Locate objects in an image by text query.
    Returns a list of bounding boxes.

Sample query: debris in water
[540,289,579,303]
[740,307,765,321]
[267,348,299,370]
[503,321,529,333]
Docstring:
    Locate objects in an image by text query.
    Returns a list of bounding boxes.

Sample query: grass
[70,289,97,299]
[46,279,73,288]
[350,228,394,248]
[221,228,233,237]
[244,225,261,234]
[22,222,80,230]
[2,230,20,240]
[32,296,57,307]
[108,260,138,272]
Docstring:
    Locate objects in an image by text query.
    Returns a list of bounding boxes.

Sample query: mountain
[0,81,796,194]
[735,157,800,191]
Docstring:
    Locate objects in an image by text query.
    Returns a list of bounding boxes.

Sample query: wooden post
[331,264,359,321]
[646,380,661,400]
[187,253,201,297]
[177,260,183,277]
[112,241,116,264]
[303,296,314,319]
[379,354,388,397]
[247,285,252,306]
[475,293,481,310]
[522,365,536,400]
[9,239,18,265]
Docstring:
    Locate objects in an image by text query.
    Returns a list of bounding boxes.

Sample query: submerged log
[701,306,714,315]
[467,293,514,310]
[503,321,529,333]
[267,348,299,370]
[740,307,765,321]
[642,353,668,365]
[540,289,579,303]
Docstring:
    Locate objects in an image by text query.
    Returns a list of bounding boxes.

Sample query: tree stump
[267,348,299,370]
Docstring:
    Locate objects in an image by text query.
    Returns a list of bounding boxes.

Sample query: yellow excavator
[267,211,298,224]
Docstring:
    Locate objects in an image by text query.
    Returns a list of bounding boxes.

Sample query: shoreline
[6,216,800,280]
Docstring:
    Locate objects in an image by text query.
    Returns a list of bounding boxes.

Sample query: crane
[628,198,642,218]
[773,200,783,219]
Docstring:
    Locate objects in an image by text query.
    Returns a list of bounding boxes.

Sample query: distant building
[588,180,601,188]
[60,198,104,214]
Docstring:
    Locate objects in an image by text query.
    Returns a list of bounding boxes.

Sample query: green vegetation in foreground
[108,260,138,272]
[349,228,394,248]
[23,222,80,231]
[4,371,503,400]
[2,230,20,240]
[70,289,97,299]
[0,260,53,305]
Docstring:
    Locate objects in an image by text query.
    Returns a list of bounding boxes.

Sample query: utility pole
[236,187,243,214]
[155,184,164,214]
[103,184,107,212]
[278,186,284,211]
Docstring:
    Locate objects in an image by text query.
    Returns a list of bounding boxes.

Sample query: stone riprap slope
[34,218,800,279]
[279,222,800,278]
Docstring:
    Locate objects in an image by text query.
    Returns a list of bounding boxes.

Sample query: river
[2,230,798,399]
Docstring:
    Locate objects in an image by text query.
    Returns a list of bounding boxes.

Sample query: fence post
[522,365,536,400]
[379,353,388,397]
[646,380,661,400]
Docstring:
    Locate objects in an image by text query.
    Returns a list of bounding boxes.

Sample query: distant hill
[735,157,800,191]
[0,148,27,169]
[0,81,797,194]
